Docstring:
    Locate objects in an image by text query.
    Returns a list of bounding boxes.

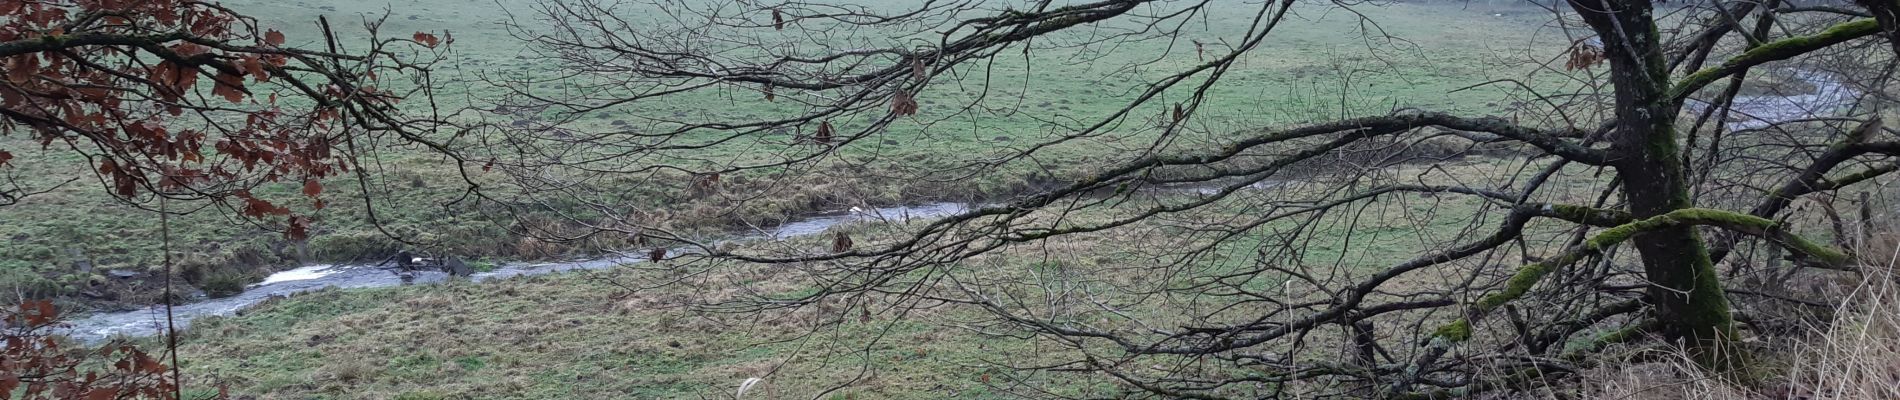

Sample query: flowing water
[1687,69,1857,130]
[59,202,970,343]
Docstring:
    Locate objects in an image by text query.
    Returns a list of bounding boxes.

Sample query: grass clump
[200,273,251,299]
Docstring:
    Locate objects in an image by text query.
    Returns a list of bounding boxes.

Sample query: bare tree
[494,0,1899,397]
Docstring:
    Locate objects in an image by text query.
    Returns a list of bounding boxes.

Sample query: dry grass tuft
[1583,279,1900,399]
[1584,215,1900,400]
[1773,250,1900,400]
[1584,360,1755,399]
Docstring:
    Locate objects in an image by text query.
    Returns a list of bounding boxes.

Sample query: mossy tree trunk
[1569,0,1748,371]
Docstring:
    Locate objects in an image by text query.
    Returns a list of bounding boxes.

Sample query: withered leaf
[814,121,833,145]
[832,232,853,253]
[891,91,918,116]
[413,32,440,48]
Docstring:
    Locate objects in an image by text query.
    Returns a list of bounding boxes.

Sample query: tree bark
[1854,0,1900,56]
[1571,0,1748,372]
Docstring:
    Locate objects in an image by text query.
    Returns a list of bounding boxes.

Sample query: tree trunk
[1854,0,1900,57]
[1571,0,1748,372]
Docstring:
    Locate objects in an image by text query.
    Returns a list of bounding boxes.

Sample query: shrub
[200,273,249,298]
[0,268,63,298]
[309,231,404,262]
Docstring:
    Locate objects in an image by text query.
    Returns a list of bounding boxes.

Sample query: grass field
[170,276,1069,399]
[140,154,1633,398]
[0,0,1581,308]
[8,1,1886,398]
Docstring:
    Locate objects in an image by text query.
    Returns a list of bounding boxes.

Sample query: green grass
[0,0,1571,308]
[154,154,1625,398]
[168,276,1091,399]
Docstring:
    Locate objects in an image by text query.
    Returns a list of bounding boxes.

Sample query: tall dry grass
[1586,205,1900,400]
[1771,228,1900,400]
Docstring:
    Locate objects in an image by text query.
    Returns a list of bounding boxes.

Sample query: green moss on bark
[1477,262,1555,310]
[1671,19,1880,99]
[1433,319,1471,342]
[1426,208,1849,345]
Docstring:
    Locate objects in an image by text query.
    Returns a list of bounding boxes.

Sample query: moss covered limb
[1666,209,1852,266]
[1742,125,1885,227]
[1714,129,1898,268]
[1669,19,1880,100]
[1816,162,1900,192]
[1561,319,1661,358]
[1425,208,1849,344]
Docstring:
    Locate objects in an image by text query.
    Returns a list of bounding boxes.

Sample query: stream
[59,71,1857,343]
[1688,69,1857,130]
[58,202,971,343]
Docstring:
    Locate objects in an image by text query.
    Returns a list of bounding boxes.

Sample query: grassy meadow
[144,153,1637,399]
[0,0,1578,308]
[33,0,1797,394]
[3,0,1887,398]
